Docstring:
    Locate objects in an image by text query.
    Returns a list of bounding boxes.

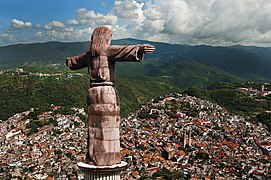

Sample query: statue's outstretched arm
[139,44,155,55]
[66,51,91,70]
[108,44,155,62]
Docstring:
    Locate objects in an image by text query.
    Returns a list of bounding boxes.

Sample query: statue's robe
[66,45,144,166]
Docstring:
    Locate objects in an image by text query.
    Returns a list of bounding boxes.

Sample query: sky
[1,0,271,47]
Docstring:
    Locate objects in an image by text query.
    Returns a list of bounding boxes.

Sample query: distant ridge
[1,39,271,81]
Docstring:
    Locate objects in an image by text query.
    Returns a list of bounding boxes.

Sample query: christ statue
[66,26,155,166]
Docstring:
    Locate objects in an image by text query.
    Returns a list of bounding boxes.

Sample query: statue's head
[90,26,112,56]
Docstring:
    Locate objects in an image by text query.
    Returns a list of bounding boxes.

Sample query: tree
[54,149,62,156]
[152,167,171,179]
[254,112,271,131]
[195,151,209,163]
[65,152,72,159]
[49,118,58,126]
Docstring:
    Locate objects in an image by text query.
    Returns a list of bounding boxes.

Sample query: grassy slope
[0,68,178,120]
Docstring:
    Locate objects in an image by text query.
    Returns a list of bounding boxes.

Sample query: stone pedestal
[77,161,127,180]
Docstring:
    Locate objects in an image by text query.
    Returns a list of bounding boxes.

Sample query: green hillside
[1,39,271,120]
[184,82,271,131]
[0,68,177,120]
[116,56,242,89]
[0,41,89,66]
[184,82,271,116]
[1,39,271,81]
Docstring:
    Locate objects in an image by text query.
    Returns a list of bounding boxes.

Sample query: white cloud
[11,19,32,29]
[35,24,42,29]
[2,0,271,47]
[31,20,93,43]
[76,8,118,26]
[34,31,44,37]
[0,33,17,44]
[46,27,93,42]
[135,0,271,46]
[111,0,145,31]
[77,8,103,19]
[67,19,79,26]
[45,20,65,30]
[113,0,144,19]
[33,26,93,42]
[111,25,131,39]
[31,0,271,46]
[142,3,164,34]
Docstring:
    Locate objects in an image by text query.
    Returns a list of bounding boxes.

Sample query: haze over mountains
[1,39,271,84]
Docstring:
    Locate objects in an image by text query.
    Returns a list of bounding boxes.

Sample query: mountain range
[1,39,271,86]
[1,39,271,121]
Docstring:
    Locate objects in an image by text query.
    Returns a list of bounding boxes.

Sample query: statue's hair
[90,27,112,56]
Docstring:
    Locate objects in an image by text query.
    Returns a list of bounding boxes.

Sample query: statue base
[77,161,128,180]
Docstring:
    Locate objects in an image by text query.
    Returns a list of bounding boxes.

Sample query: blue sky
[0,0,114,25]
[1,0,271,47]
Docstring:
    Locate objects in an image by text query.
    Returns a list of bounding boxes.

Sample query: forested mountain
[1,39,271,82]
[1,39,271,120]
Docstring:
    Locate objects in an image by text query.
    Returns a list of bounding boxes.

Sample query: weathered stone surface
[92,152,121,166]
[87,85,121,165]
[89,127,120,140]
[66,26,155,166]
[88,115,120,128]
[88,86,119,105]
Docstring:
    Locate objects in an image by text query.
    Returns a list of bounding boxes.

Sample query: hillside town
[120,94,270,179]
[0,107,87,179]
[0,68,85,79]
[0,94,270,179]
[239,82,271,97]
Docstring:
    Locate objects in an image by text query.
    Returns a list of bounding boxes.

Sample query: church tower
[188,128,192,147]
[183,129,187,147]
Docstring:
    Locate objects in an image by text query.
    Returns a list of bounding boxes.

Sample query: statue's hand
[141,44,155,54]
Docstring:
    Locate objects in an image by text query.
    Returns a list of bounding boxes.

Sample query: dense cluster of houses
[0,94,270,179]
[239,83,271,97]
[0,68,85,78]
[0,107,86,179]
[120,94,270,179]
